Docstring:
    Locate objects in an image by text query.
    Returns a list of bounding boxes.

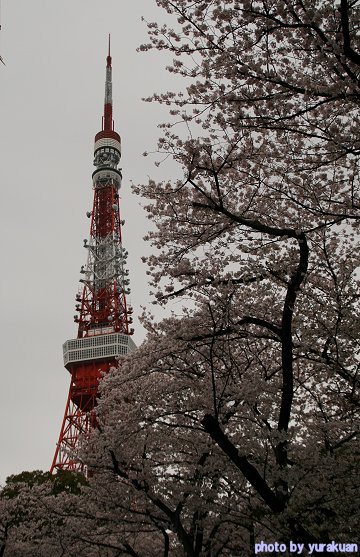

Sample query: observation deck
[63,333,136,369]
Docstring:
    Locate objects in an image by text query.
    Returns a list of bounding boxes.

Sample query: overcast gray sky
[0,0,181,484]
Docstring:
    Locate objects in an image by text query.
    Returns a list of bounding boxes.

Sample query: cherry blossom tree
[88,0,359,553]
[74,0,360,551]
[0,469,181,556]
[0,471,92,557]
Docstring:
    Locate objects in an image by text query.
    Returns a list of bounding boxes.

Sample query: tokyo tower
[51,37,136,473]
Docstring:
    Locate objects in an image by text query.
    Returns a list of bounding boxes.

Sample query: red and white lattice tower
[51,37,135,473]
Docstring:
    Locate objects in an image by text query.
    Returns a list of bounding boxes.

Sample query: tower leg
[51,373,98,473]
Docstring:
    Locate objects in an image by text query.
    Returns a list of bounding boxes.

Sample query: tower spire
[104,34,113,132]
[51,40,135,474]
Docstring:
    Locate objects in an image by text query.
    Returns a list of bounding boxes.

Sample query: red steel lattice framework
[51,37,135,473]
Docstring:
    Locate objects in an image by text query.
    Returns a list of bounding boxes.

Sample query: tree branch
[340,0,360,66]
[201,413,284,513]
